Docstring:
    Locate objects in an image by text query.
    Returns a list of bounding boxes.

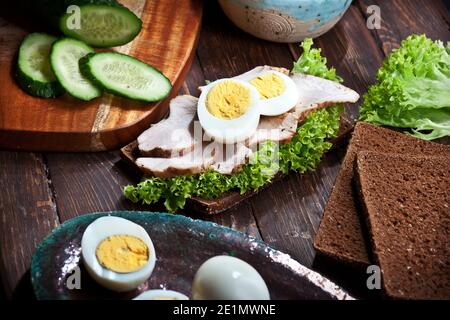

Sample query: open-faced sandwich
[123,39,360,213]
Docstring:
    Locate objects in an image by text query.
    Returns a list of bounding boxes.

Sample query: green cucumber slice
[16,33,65,98]
[79,52,172,103]
[59,4,142,48]
[50,37,102,101]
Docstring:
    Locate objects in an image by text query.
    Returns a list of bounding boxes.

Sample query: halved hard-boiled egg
[81,216,156,292]
[192,255,270,300]
[198,79,261,144]
[133,289,189,300]
[235,67,300,116]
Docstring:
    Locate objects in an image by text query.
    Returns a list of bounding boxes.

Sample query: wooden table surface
[0,0,449,300]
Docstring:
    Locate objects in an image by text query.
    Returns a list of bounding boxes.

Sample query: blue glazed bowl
[219,0,352,42]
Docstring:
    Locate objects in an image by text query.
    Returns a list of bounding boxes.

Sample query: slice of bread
[314,122,450,267]
[354,151,450,299]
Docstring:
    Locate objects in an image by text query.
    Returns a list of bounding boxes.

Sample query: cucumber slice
[79,52,172,103]
[59,4,142,47]
[50,37,102,101]
[16,33,65,98]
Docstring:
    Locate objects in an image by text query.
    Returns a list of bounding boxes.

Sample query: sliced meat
[136,142,252,177]
[248,112,298,146]
[137,95,198,157]
[135,144,214,178]
[292,73,360,112]
[234,65,290,79]
[210,143,253,175]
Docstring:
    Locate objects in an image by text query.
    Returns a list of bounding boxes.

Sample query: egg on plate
[197,78,261,144]
[235,68,300,116]
[191,255,270,300]
[81,216,156,292]
[133,289,189,300]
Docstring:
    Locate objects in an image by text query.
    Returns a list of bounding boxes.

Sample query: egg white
[133,289,189,300]
[192,255,270,300]
[198,79,261,144]
[81,216,156,292]
[235,69,300,116]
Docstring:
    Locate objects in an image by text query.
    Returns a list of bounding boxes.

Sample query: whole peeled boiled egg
[198,79,261,144]
[235,67,299,116]
[133,289,189,300]
[81,216,156,292]
[191,255,270,300]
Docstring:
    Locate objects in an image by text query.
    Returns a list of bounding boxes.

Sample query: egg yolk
[250,73,285,99]
[206,80,251,119]
[96,235,149,273]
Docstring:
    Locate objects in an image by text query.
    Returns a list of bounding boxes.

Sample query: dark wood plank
[358,0,450,55]
[45,151,145,222]
[182,54,206,97]
[197,0,295,78]
[0,152,59,299]
[251,149,345,267]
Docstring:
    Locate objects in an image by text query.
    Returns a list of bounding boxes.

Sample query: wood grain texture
[0,152,59,299]
[251,150,345,267]
[197,0,294,78]
[358,0,450,55]
[0,0,202,152]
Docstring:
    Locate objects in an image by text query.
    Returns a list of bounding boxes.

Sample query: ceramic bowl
[31,211,353,300]
[219,0,352,43]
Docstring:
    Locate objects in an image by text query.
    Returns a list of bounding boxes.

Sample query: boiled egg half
[192,255,270,300]
[235,68,300,116]
[133,289,189,300]
[81,216,156,292]
[198,79,261,144]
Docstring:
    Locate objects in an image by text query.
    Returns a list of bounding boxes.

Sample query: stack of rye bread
[314,122,449,299]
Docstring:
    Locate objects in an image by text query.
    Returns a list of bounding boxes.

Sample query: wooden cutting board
[0,0,202,152]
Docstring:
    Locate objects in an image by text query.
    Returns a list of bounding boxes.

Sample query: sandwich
[123,39,360,213]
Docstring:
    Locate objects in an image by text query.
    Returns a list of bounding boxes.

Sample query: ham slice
[136,143,214,178]
[135,66,360,177]
[137,95,199,157]
[136,142,252,177]
[292,73,360,113]
[209,143,253,175]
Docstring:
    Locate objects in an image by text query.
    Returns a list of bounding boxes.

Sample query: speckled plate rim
[31,211,354,300]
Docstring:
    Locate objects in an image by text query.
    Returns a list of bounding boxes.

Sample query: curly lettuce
[359,34,450,140]
[124,38,344,212]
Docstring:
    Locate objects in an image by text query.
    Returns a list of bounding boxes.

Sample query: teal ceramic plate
[31,211,353,300]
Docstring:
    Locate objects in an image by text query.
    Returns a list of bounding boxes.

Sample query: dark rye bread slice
[314,122,450,267]
[354,151,450,299]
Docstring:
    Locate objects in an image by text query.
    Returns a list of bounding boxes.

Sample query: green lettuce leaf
[359,34,450,139]
[124,38,344,212]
